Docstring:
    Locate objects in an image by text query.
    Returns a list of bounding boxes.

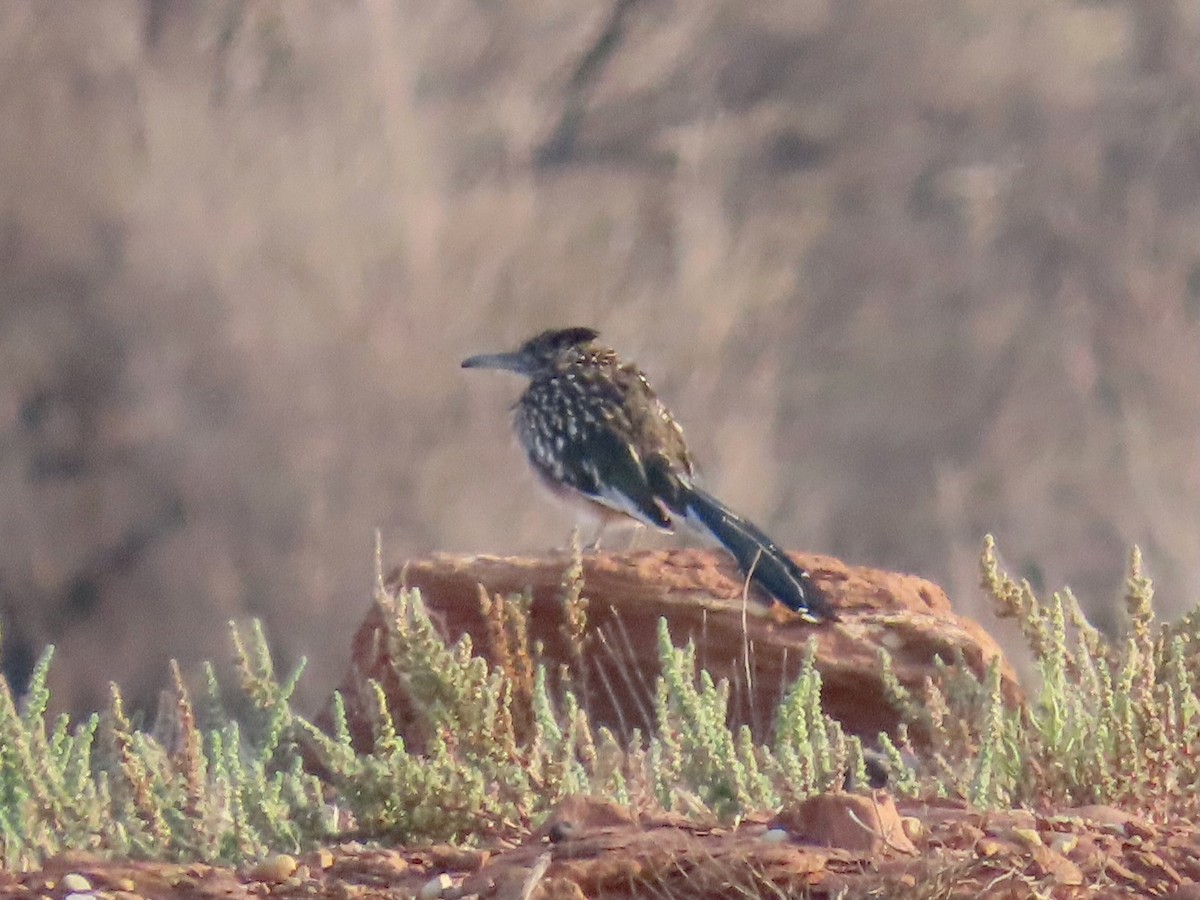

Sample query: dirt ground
[7,795,1198,899]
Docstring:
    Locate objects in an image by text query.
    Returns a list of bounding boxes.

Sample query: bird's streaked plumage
[462,327,836,622]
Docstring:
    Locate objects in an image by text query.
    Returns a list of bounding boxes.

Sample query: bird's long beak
[461,351,529,374]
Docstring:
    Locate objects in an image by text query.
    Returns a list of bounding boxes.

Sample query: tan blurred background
[2,0,1198,716]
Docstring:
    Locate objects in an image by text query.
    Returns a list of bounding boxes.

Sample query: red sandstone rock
[535,795,636,840]
[770,791,917,855]
[329,549,1020,748]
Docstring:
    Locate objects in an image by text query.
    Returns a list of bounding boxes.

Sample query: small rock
[249,854,298,883]
[1033,847,1084,886]
[535,877,589,899]
[761,828,790,844]
[770,791,916,855]
[1011,827,1043,847]
[419,873,454,899]
[1067,804,1146,835]
[1051,833,1078,855]
[426,845,487,871]
[900,816,922,842]
[61,874,92,892]
[975,838,1007,857]
[64,893,93,900]
[313,848,334,870]
[1124,817,1157,840]
[536,795,634,839]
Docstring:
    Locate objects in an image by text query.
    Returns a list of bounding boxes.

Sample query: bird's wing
[549,426,674,529]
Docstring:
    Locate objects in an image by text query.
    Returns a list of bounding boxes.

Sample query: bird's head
[462,327,601,378]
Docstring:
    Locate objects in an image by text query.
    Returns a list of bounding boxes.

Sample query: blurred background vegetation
[1,0,1198,716]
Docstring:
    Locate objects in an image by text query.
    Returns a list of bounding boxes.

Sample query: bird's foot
[769,602,798,627]
[770,597,839,626]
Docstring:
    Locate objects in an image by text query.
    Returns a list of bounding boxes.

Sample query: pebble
[901,817,923,842]
[419,873,453,899]
[1012,827,1043,847]
[250,854,298,883]
[62,873,92,892]
[975,838,1006,857]
[1051,833,1078,854]
[761,828,790,844]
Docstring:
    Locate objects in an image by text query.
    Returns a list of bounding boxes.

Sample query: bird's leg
[590,518,646,553]
[581,520,607,553]
[622,522,647,552]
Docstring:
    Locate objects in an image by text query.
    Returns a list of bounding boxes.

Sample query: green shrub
[881,536,1200,820]
[3,533,1195,870]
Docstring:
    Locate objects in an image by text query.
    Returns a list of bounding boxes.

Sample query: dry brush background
[1,0,1198,715]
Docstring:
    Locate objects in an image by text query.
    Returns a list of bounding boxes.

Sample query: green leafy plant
[881,535,1200,819]
[0,619,330,870]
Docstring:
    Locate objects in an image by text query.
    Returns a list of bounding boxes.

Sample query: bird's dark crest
[521,327,600,358]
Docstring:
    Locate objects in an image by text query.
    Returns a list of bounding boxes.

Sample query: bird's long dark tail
[677,485,836,622]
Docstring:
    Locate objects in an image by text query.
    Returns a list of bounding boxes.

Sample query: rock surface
[331,549,1020,746]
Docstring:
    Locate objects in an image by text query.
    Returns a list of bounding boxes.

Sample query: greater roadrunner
[462,327,836,623]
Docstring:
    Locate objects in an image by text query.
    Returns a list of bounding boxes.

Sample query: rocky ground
[8,795,1200,899]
